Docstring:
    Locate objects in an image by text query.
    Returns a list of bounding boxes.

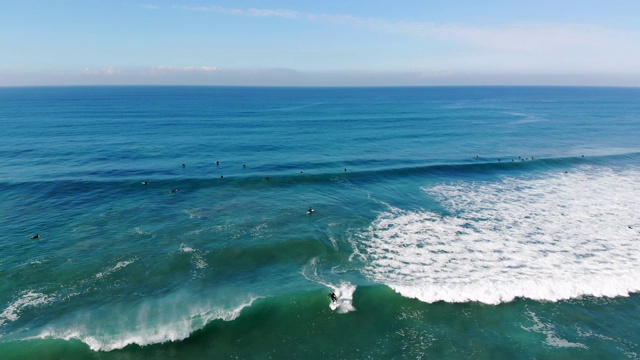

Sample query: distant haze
[2,1,640,87]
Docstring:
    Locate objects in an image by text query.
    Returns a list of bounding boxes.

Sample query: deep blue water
[1,86,640,359]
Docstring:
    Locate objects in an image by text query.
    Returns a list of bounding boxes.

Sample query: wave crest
[35,294,259,351]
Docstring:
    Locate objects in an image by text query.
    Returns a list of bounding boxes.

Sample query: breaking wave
[35,293,260,351]
[361,165,640,304]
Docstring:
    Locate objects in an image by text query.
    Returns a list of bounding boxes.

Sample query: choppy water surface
[1,86,639,359]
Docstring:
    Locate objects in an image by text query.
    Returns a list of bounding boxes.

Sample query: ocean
[0,86,639,359]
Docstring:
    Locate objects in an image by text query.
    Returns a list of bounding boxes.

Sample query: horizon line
[2,84,640,89]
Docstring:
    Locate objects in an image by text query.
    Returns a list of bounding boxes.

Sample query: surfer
[308,207,314,214]
[170,189,178,193]
[216,161,220,166]
[182,163,186,168]
[30,234,40,240]
[329,292,337,303]
[142,180,148,185]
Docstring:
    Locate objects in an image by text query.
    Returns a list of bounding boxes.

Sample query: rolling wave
[34,293,260,351]
[4,152,638,190]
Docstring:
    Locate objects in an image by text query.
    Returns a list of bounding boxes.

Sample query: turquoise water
[1,86,639,359]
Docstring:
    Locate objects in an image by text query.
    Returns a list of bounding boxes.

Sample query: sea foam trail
[0,291,54,327]
[95,258,136,279]
[301,258,357,313]
[361,166,640,304]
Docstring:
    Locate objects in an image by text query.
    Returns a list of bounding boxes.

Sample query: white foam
[132,227,155,237]
[183,208,204,219]
[504,111,547,124]
[36,295,260,351]
[0,291,54,326]
[360,166,640,304]
[329,281,357,313]
[95,259,136,279]
[523,310,588,349]
[250,222,268,237]
[179,244,195,253]
[193,254,207,270]
[327,222,341,250]
[301,258,357,313]
[179,244,208,273]
[301,257,321,281]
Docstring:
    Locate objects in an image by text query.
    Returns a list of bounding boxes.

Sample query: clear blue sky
[2,0,640,86]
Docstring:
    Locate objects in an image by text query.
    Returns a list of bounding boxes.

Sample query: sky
[2,0,640,86]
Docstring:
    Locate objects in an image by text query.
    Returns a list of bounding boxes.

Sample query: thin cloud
[174,5,640,69]
[77,66,218,79]
[173,5,302,19]
[140,4,160,10]
[145,66,218,75]
[83,66,122,75]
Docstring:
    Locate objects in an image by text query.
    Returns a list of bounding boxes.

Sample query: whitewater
[1,86,639,359]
